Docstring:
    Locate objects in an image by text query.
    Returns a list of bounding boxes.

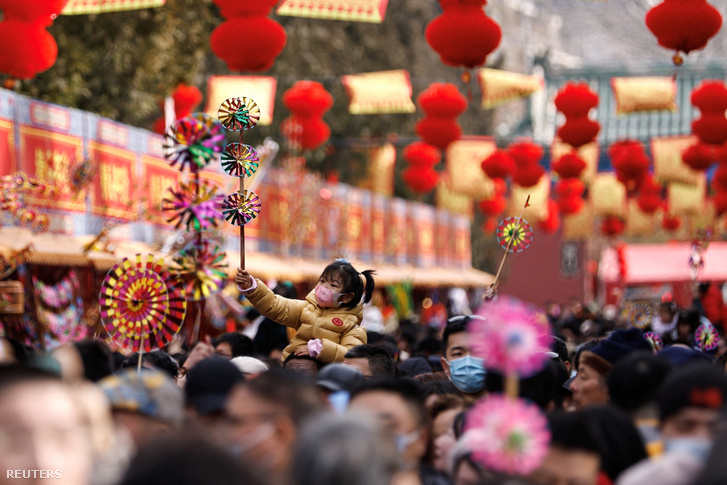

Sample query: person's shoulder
[420,464,451,485]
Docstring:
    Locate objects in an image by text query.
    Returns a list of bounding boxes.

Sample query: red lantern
[482,216,498,234]
[425,0,501,69]
[552,152,586,179]
[282,81,334,117]
[637,176,663,214]
[402,167,439,194]
[0,0,68,25]
[281,116,330,151]
[509,141,545,188]
[538,199,561,234]
[173,84,203,118]
[646,0,722,65]
[682,142,717,171]
[417,83,468,118]
[481,150,515,180]
[713,164,727,191]
[601,216,625,237]
[661,212,681,232]
[415,118,462,151]
[0,19,57,79]
[554,83,599,118]
[557,118,601,149]
[404,142,441,166]
[210,0,287,73]
[609,140,650,187]
[556,178,585,215]
[478,193,507,217]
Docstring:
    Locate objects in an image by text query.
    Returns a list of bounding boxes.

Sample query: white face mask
[663,437,713,462]
[228,421,275,457]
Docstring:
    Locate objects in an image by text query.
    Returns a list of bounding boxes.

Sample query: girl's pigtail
[361,270,376,304]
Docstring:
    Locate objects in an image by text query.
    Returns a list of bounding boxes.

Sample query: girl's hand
[482,283,498,302]
[294,346,309,357]
[236,268,253,290]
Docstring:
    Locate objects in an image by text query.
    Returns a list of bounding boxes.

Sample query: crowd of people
[1,264,727,485]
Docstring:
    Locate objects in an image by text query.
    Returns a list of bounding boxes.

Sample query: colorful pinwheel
[643,331,663,353]
[629,302,652,329]
[163,113,225,172]
[696,323,719,352]
[221,190,261,226]
[471,296,552,377]
[497,217,533,253]
[161,180,223,231]
[99,254,187,352]
[218,97,261,132]
[172,241,229,301]
[464,395,550,475]
[221,143,260,178]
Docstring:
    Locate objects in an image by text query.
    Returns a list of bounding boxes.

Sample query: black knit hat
[580,328,652,376]
[658,362,727,422]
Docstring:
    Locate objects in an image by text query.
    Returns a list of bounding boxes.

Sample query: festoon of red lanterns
[553,82,600,217]
[280,81,333,151]
[402,141,441,194]
[152,83,203,135]
[210,0,287,72]
[645,0,722,66]
[425,0,501,89]
[681,81,727,172]
[415,83,468,151]
[0,0,68,84]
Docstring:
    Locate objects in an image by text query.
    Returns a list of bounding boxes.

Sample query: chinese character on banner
[90,142,135,219]
[141,156,180,225]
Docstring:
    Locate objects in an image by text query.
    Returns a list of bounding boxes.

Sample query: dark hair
[677,309,700,332]
[418,375,458,397]
[583,405,648,482]
[213,333,254,358]
[429,394,465,422]
[441,317,470,353]
[121,350,179,380]
[607,351,673,413]
[245,369,326,426]
[485,359,563,411]
[547,411,600,454]
[319,260,375,309]
[283,352,324,370]
[551,336,569,364]
[573,339,601,371]
[350,377,427,426]
[73,339,114,382]
[0,364,59,396]
[344,345,395,377]
[4,337,29,364]
[118,433,263,485]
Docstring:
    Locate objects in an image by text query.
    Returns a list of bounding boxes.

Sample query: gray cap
[316,364,363,393]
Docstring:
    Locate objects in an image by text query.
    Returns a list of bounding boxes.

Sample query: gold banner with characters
[590,173,626,217]
[445,137,497,199]
[359,142,396,195]
[611,77,677,115]
[62,0,166,15]
[340,70,415,114]
[478,68,543,110]
[276,0,389,23]
[90,142,135,220]
[651,136,701,186]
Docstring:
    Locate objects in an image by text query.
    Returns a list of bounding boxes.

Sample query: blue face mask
[663,437,713,462]
[448,355,486,393]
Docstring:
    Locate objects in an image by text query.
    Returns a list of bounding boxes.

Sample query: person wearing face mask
[617,363,727,485]
[236,259,375,364]
[440,316,487,400]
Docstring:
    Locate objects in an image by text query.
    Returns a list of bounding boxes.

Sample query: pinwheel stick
[137,334,145,374]
[505,373,519,399]
[239,131,246,270]
[490,195,531,289]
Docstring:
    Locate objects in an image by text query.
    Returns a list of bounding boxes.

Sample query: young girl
[235,259,376,364]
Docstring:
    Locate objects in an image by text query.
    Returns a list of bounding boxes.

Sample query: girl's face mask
[315,285,345,308]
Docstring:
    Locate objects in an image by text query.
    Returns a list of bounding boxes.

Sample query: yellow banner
[508,175,550,222]
[62,0,165,14]
[341,70,416,115]
[611,77,677,115]
[276,0,389,23]
[625,200,655,237]
[359,143,396,196]
[445,137,497,199]
[668,179,706,215]
[205,76,276,126]
[652,136,701,186]
[590,173,626,217]
[435,174,473,217]
[563,207,593,241]
[478,68,543,110]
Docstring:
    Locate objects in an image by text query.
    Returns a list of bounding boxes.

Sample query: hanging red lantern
[661,211,681,232]
[415,118,462,151]
[554,82,599,117]
[682,142,717,171]
[538,199,561,234]
[481,150,515,180]
[637,176,663,214]
[609,140,650,187]
[552,152,587,179]
[556,178,585,215]
[0,0,68,25]
[509,140,545,188]
[404,142,441,166]
[0,19,57,79]
[282,81,334,117]
[482,216,498,234]
[425,0,501,69]
[402,167,440,194]
[210,0,286,72]
[281,116,330,151]
[713,164,727,191]
[478,193,507,217]
[645,0,722,65]
[601,216,625,237]
[557,118,601,149]
[173,84,203,118]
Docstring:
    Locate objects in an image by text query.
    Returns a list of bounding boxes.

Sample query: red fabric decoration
[682,142,717,171]
[601,216,625,237]
[661,211,681,232]
[402,167,439,194]
[210,15,286,72]
[557,118,601,149]
[282,81,334,117]
[512,164,545,188]
[281,116,330,151]
[481,150,515,180]
[552,152,587,179]
[538,199,561,234]
[415,117,462,151]
[509,140,545,187]
[0,19,57,79]
[425,1,501,69]
[173,84,203,118]
[415,83,467,150]
[637,176,663,214]
[554,83,599,118]
[554,83,600,149]
[556,178,585,215]
[646,0,722,62]
[478,193,507,217]
[403,142,442,166]
[609,140,650,188]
